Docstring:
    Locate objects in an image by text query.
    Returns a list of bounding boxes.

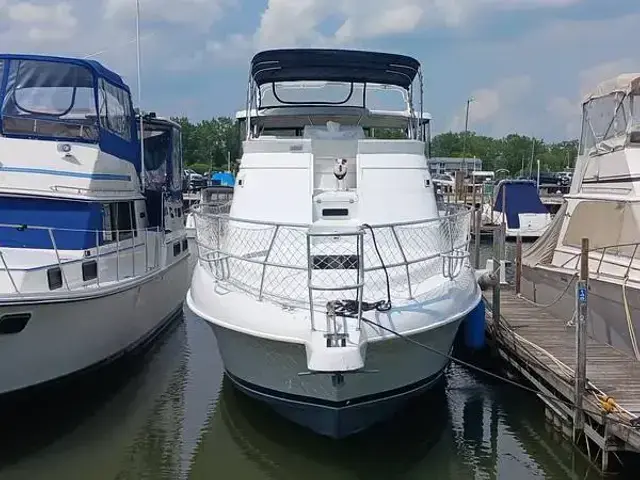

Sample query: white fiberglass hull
[187,262,480,438]
[0,257,189,395]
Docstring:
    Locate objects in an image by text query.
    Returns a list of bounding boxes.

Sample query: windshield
[1,59,99,141]
[580,92,634,154]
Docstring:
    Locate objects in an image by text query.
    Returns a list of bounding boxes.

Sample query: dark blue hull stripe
[0,166,131,181]
[225,368,445,409]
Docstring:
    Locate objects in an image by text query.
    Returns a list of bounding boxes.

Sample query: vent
[0,313,31,334]
[47,267,63,290]
[322,208,349,217]
[82,260,98,281]
[312,255,359,270]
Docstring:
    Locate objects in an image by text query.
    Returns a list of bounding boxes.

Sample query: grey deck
[484,288,640,452]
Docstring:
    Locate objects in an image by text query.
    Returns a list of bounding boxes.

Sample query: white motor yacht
[187,48,480,438]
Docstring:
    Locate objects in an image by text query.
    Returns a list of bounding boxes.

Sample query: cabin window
[99,79,132,141]
[1,59,98,141]
[47,267,63,290]
[82,260,98,281]
[182,238,188,252]
[173,242,181,257]
[102,201,137,243]
[0,313,31,335]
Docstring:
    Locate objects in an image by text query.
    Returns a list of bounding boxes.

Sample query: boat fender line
[354,314,639,429]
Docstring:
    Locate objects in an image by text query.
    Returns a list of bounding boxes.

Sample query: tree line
[173,116,578,176]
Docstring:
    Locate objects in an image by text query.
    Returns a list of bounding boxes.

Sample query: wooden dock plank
[483,288,640,455]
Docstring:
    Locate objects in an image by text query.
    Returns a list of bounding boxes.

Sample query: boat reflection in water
[187,362,607,480]
[0,313,222,480]
[0,313,620,480]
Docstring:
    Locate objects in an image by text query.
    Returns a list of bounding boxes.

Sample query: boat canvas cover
[522,201,567,267]
[250,49,420,89]
[0,54,139,171]
[493,181,548,229]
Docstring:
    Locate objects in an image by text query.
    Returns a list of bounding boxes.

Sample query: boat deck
[484,288,640,470]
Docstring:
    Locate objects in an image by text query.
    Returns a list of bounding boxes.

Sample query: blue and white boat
[482,179,552,239]
[0,54,190,395]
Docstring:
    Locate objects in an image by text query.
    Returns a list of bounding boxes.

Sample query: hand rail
[0,224,167,296]
[558,241,640,281]
[193,209,472,306]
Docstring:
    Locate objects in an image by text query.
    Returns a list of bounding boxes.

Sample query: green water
[0,243,621,479]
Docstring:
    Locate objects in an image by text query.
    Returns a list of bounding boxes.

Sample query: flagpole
[136,0,146,192]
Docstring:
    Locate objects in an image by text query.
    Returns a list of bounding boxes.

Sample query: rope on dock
[621,276,640,360]
[483,294,640,424]
[514,272,578,309]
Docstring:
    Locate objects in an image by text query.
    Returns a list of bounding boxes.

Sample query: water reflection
[0,308,614,480]
[0,313,221,480]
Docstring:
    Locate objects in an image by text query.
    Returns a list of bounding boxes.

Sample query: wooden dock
[484,288,640,471]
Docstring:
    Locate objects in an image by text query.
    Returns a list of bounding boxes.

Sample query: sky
[1,0,639,141]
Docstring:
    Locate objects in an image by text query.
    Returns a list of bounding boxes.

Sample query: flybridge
[0,53,140,172]
[245,48,426,141]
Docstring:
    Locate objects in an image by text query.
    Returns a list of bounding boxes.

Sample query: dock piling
[491,222,504,331]
[515,234,522,295]
[573,237,589,442]
[474,208,482,269]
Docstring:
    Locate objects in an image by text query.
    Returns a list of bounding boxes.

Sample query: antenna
[136,0,146,192]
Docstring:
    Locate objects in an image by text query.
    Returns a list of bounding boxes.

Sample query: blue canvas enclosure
[0,196,103,250]
[0,54,139,171]
[493,180,548,229]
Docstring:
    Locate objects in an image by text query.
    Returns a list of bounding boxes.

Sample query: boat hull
[205,318,461,438]
[521,264,640,358]
[0,257,190,395]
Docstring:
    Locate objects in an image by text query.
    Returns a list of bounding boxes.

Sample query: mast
[136,0,146,192]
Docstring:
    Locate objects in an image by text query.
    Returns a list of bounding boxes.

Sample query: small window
[102,201,137,243]
[0,313,31,335]
[82,260,98,281]
[182,238,188,252]
[99,79,132,141]
[47,267,63,290]
[173,242,181,256]
[322,208,349,217]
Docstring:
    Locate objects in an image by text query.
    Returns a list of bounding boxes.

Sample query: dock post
[515,234,522,294]
[472,181,477,210]
[474,208,482,269]
[491,223,503,334]
[573,237,589,443]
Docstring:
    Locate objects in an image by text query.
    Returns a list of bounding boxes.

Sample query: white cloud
[6,2,78,41]
[0,0,235,107]
[103,0,234,30]
[448,75,533,135]
[547,58,640,138]
[209,0,587,59]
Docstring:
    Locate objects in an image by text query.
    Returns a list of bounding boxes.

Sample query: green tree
[173,116,578,176]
